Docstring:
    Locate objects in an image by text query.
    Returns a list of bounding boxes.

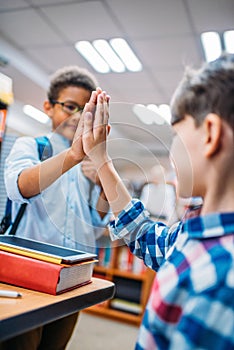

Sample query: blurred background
[0,0,233,187]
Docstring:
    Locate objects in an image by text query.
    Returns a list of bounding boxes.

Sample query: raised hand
[70,88,103,162]
[82,91,110,167]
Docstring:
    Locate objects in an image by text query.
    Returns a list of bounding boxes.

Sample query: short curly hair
[170,52,234,129]
[47,66,98,101]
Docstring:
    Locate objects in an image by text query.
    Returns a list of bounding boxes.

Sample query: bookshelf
[85,237,156,326]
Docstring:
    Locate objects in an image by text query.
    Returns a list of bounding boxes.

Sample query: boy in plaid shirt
[80,53,234,349]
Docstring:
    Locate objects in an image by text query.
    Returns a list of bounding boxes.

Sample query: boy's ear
[43,100,54,119]
[204,113,222,157]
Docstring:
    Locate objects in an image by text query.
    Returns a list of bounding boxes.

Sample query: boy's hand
[82,92,110,167]
[70,88,103,162]
[81,157,101,186]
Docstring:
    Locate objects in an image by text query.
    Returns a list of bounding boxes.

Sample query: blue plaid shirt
[109,199,234,350]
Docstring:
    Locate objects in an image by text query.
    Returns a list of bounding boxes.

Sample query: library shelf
[84,243,156,326]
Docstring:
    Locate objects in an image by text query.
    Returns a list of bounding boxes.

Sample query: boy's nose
[70,113,81,122]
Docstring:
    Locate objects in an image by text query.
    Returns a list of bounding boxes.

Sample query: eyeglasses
[50,100,84,115]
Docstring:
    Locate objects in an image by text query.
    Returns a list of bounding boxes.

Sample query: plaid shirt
[109,199,234,350]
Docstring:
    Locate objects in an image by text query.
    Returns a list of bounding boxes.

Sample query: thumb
[73,113,84,141]
[83,111,94,137]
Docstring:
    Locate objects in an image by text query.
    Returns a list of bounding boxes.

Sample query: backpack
[0,136,53,235]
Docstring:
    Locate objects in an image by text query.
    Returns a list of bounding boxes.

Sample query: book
[0,249,96,295]
[113,276,142,303]
[110,298,143,315]
[0,236,97,264]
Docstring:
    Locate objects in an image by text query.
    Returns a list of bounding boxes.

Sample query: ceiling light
[75,41,110,73]
[146,104,165,125]
[158,104,172,124]
[133,104,166,125]
[23,105,49,124]
[201,31,222,62]
[110,38,142,72]
[75,38,142,73]
[133,104,155,124]
[223,30,234,53]
[93,39,125,73]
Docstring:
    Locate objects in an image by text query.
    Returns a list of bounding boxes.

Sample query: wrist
[65,148,83,167]
[91,156,112,170]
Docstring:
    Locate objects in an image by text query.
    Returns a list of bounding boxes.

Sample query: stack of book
[0,235,97,295]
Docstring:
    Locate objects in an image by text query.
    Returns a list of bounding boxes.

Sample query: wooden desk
[0,278,115,341]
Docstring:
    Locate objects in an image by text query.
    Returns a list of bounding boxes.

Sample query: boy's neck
[201,187,234,215]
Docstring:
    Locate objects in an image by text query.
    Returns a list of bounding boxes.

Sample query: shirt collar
[182,212,234,239]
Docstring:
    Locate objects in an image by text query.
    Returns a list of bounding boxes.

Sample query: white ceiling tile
[26,45,93,73]
[40,1,122,42]
[0,9,64,47]
[0,0,29,10]
[151,68,185,103]
[134,35,202,68]
[107,0,192,38]
[28,0,83,5]
[101,71,155,90]
[187,0,234,32]
[115,87,165,105]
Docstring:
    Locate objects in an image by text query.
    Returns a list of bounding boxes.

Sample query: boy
[80,53,234,349]
[3,66,109,349]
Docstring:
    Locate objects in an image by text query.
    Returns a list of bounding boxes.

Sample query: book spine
[0,250,60,295]
[0,245,62,264]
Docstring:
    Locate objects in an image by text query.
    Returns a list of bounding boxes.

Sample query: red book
[0,250,95,295]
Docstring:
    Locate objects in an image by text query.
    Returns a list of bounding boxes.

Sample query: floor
[67,311,139,350]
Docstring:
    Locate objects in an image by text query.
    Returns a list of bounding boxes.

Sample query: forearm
[18,148,82,198]
[97,160,132,217]
[96,189,110,219]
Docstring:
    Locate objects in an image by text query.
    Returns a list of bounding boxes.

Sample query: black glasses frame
[50,99,84,115]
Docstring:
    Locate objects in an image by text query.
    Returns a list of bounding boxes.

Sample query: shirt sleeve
[89,183,111,239]
[109,199,181,271]
[4,137,39,204]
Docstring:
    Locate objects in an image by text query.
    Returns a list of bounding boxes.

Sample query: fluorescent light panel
[93,39,125,73]
[223,30,234,53]
[75,38,142,73]
[110,38,142,72]
[23,105,49,124]
[201,29,234,62]
[201,31,222,62]
[75,41,110,73]
[133,103,171,125]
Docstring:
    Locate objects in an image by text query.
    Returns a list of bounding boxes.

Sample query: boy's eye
[51,99,85,114]
[64,103,77,112]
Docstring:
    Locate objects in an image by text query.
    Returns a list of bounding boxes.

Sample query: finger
[73,113,84,141]
[104,96,109,125]
[90,90,98,105]
[101,91,109,126]
[94,93,104,130]
[96,87,102,95]
[85,92,96,115]
[83,111,94,139]
[82,102,91,115]
[89,88,103,114]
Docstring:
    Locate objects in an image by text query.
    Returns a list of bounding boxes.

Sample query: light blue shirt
[4,132,110,253]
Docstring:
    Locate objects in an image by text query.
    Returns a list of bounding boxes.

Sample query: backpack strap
[0,198,12,234]
[35,136,53,161]
[1,136,53,235]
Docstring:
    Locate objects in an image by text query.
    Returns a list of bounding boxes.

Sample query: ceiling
[0,0,233,181]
